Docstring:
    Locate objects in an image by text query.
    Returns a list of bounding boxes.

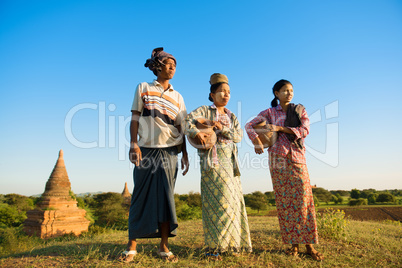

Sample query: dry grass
[0,216,401,267]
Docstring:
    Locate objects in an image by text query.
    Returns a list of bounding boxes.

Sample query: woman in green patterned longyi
[184,73,252,258]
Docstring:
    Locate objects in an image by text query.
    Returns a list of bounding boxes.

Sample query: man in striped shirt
[121,48,188,263]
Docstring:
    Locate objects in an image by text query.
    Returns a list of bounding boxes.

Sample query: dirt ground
[267,206,402,222]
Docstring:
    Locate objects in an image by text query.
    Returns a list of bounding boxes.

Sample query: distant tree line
[348,188,399,206]
[0,191,203,231]
[1,187,401,230]
[242,188,401,207]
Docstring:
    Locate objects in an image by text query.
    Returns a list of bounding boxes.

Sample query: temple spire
[40,149,73,205]
[122,182,132,205]
[122,182,131,197]
[24,150,90,238]
[57,149,65,166]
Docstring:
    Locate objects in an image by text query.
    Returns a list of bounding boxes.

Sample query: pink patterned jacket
[245,104,310,164]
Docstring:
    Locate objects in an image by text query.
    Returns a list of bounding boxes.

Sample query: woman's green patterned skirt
[200,143,252,253]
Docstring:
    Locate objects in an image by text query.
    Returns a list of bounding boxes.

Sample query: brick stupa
[24,150,90,238]
[121,182,132,205]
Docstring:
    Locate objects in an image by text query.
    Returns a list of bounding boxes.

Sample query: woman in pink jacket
[245,79,323,261]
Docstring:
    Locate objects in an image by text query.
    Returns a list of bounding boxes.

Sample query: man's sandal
[118,250,137,262]
[285,246,299,257]
[157,251,178,263]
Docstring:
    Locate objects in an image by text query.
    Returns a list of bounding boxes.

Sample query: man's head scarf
[144,47,176,75]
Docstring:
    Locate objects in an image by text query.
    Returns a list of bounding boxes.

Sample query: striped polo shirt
[131,80,187,148]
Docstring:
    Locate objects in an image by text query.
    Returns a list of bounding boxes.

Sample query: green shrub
[85,225,112,236]
[312,187,332,204]
[0,226,40,256]
[337,195,344,204]
[349,198,368,206]
[3,194,34,212]
[264,191,276,205]
[350,189,360,199]
[360,189,376,198]
[389,189,402,196]
[91,192,128,229]
[0,203,26,227]
[175,202,201,221]
[245,191,267,213]
[331,194,344,204]
[376,193,396,203]
[76,196,86,209]
[177,192,202,208]
[367,193,378,204]
[313,195,320,207]
[0,227,19,254]
[73,196,95,225]
[317,208,349,241]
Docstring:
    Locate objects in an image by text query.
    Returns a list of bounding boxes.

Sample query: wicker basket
[187,118,217,150]
[253,121,278,148]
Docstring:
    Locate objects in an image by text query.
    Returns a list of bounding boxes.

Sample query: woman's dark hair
[271,79,292,107]
[209,82,226,102]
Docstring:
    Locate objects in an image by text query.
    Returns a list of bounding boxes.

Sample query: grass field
[1,215,401,267]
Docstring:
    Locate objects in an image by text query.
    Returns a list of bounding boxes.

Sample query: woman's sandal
[157,251,178,263]
[118,250,137,263]
[306,249,324,261]
[285,246,299,257]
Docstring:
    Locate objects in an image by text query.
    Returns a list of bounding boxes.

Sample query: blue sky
[1,0,401,196]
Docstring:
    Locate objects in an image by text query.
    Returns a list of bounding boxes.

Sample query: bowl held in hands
[188,118,217,150]
[252,121,278,148]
